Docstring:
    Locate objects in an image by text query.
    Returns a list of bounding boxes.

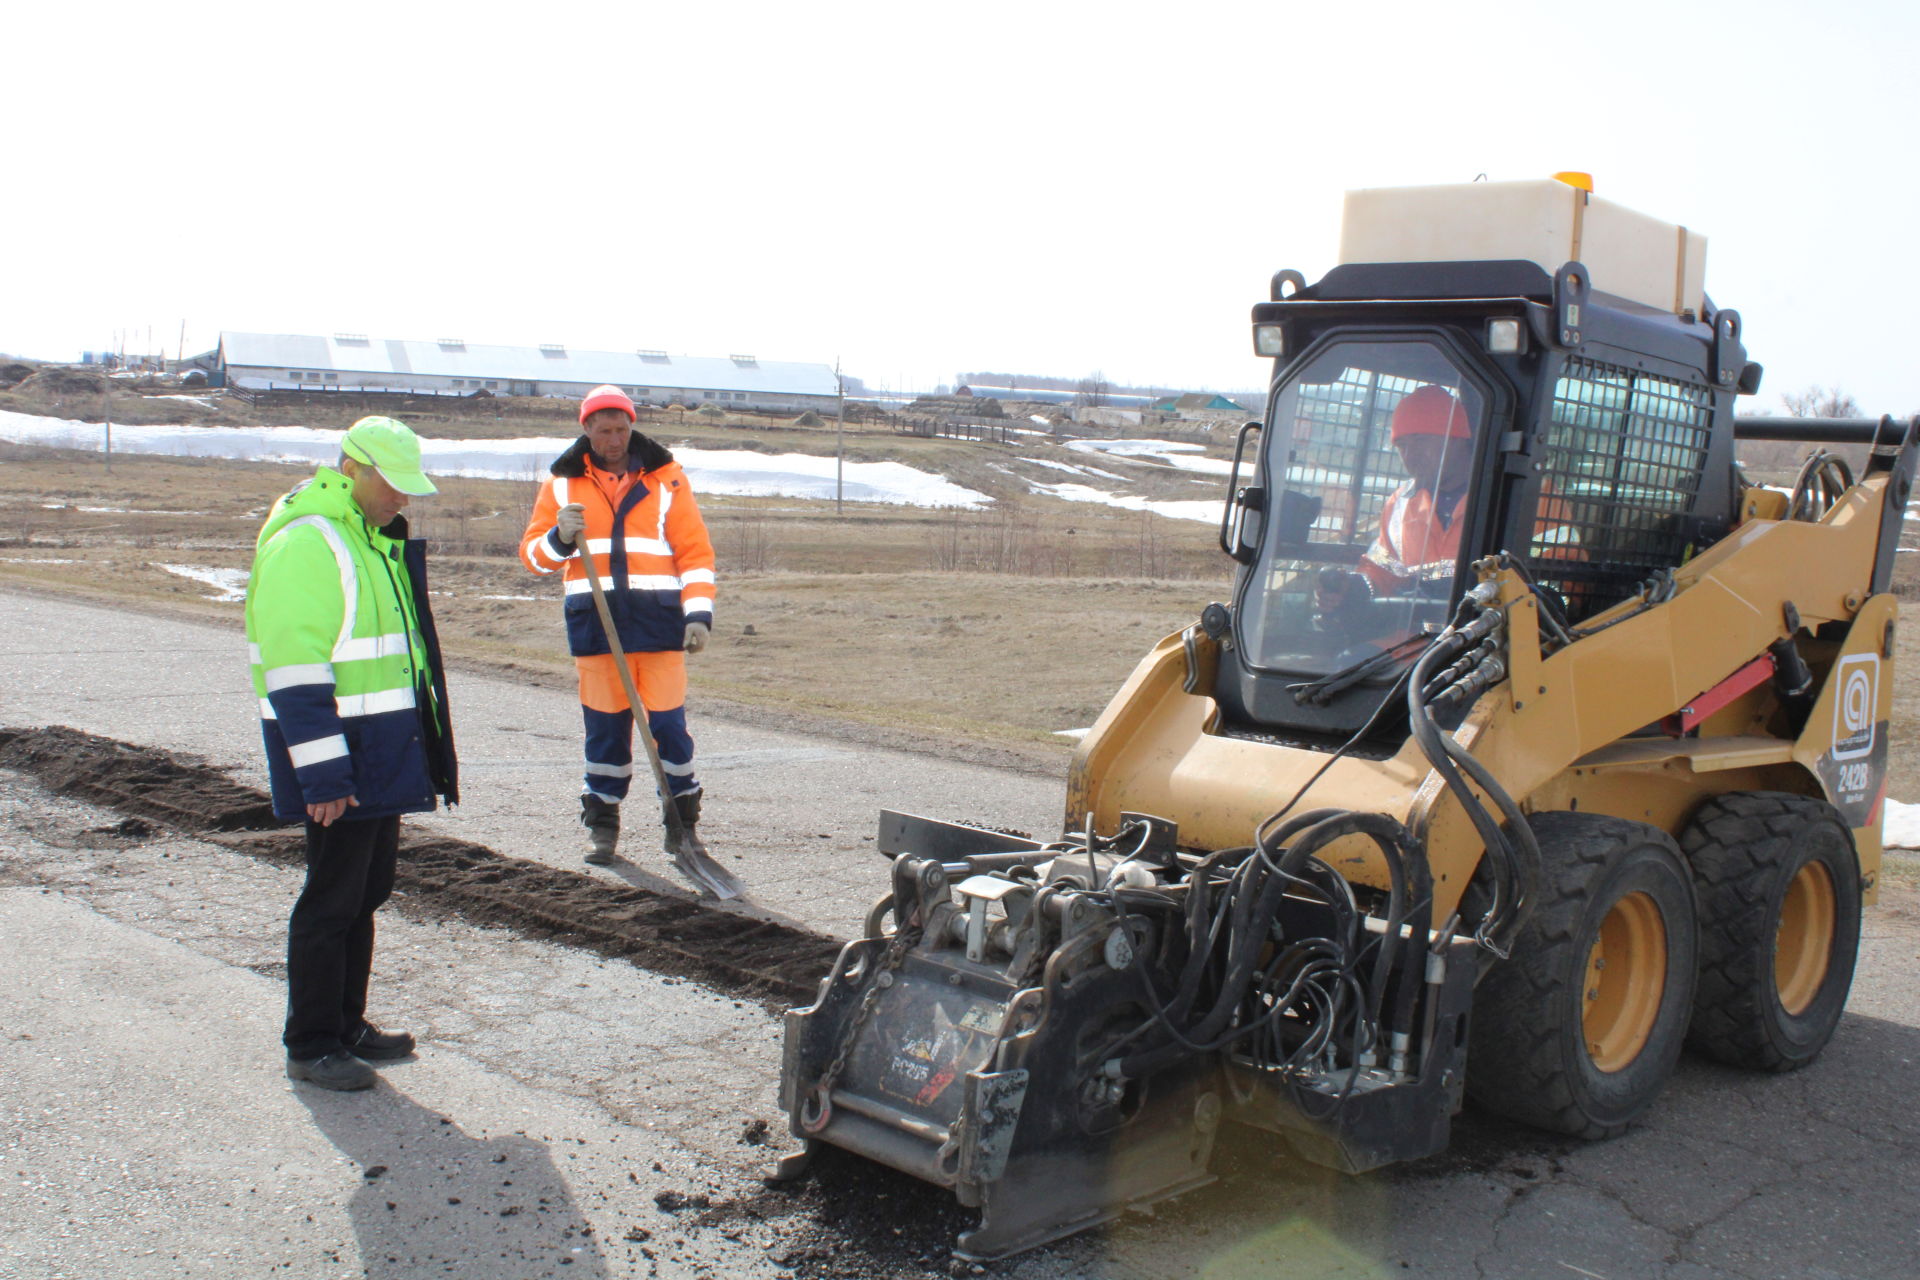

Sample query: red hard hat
[579,384,636,425]
[1389,385,1472,443]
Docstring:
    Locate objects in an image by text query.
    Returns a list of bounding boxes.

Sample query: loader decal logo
[1832,654,1879,761]
[1816,652,1887,829]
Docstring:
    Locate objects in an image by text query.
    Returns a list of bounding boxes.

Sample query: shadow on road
[298,1071,610,1279]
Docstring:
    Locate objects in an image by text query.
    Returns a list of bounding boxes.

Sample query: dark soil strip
[0,724,280,831]
[0,725,843,1006]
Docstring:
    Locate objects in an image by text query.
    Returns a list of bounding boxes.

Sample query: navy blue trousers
[581,703,698,803]
[284,815,399,1059]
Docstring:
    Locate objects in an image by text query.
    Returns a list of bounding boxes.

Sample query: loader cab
[1215,260,1742,744]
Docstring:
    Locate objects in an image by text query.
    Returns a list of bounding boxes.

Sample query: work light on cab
[1485,317,1524,354]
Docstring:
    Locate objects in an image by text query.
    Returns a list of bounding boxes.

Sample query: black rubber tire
[1466,812,1699,1139]
[1681,792,1861,1072]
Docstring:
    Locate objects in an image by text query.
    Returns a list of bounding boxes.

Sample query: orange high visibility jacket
[1360,479,1583,595]
[520,435,715,655]
[1359,481,1466,594]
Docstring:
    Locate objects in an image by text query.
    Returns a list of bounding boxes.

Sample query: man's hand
[554,503,587,546]
[684,621,710,654]
[307,794,359,827]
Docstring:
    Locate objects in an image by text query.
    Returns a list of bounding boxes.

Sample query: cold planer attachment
[773,810,1480,1260]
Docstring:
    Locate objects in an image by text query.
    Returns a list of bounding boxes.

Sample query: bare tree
[1074,370,1112,409]
[1779,385,1863,419]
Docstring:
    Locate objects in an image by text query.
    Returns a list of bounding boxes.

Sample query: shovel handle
[575,538,688,840]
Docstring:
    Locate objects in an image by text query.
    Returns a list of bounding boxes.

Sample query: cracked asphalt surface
[4,590,1919,1279]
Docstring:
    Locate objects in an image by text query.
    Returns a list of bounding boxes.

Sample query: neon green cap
[341,416,437,496]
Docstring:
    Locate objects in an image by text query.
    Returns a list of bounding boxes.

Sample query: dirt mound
[791,410,825,427]
[0,725,842,1006]
[0,361,35,387]
[0,725,278,830]
[11,368,106,397]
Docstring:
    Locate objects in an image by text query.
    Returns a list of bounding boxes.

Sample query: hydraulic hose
[1406,614,1540,959]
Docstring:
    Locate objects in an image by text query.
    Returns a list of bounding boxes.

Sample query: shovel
[575,534,741,900]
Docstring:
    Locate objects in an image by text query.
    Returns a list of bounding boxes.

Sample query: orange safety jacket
[1360,479,1583,595]
[520,435,715,655]
[1359,481,1467,594]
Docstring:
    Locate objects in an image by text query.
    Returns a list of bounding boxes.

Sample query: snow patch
[1066,437,1233,475]
[1883,799,1920,849]
[157,563,248,603]
[1027,481,1223,525]
[0,409,988,510]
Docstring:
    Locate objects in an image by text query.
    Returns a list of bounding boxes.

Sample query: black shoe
[287,1051,377,1091]
[582,794,620,865]
[345,1022,416,1060]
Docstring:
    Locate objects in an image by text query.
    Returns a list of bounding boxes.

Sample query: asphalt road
[3,589,1918,1280]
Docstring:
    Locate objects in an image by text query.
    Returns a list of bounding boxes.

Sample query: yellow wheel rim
[1775,860,1835,1016]
[1583,891,1667,1073]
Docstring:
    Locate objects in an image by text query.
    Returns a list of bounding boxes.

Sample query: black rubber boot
[581,794,620,865]
[666,790,707,860]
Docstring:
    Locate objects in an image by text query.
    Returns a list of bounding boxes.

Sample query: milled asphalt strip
[0,726,844,1006]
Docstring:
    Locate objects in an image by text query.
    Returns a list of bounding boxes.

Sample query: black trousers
[283,814,400,1059]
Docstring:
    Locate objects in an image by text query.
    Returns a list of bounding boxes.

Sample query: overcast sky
[6,1,1915,411]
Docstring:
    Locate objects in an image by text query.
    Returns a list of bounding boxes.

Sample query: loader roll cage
[1227,332,1498,683]
[1215,260,1752,742]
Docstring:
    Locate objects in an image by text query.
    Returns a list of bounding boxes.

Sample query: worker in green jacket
[246,416,458,1091]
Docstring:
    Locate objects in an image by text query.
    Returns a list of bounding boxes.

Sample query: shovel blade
[671,845,744,900]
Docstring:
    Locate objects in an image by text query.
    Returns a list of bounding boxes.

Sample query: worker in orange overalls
[1359,384,1476,595]
[520,386,715,866]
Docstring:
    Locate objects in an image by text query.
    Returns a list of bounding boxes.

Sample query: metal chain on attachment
[804,916,924,1133]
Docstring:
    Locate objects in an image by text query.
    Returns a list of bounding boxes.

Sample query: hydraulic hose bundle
[1100,809,1423,1086]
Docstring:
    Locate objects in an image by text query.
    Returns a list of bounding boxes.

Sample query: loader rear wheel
[1467,812,1697,1139]
[1680,792,1860,1072]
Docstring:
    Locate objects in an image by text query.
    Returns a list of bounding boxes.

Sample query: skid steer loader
[773,178,1916,1259]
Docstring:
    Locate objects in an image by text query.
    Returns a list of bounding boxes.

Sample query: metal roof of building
[217,332,840,397]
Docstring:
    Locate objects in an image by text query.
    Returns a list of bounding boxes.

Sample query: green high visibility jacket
[245,466,457,822]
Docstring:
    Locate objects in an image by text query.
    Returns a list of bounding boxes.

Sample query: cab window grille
[1284,369,1427,545]
[1530,358,1711,620]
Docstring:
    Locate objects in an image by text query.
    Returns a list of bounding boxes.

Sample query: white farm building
[215,332,842,413]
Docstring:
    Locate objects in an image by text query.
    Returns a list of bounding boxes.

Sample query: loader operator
[246,416,458,1092]
[1315,384,1476,621]
[520,385,716,867]
[1317,383,1581,628]
[1360,383,1476,594]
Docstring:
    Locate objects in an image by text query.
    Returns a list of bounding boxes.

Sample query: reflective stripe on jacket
[245,466,457,822]
[1360,480,1466,592]
[519,435,716,655]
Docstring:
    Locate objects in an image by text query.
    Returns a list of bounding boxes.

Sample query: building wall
[227,366,838,413]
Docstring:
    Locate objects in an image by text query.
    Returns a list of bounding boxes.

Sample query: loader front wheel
[1680,792,1860,1072]
[1467,812,1697,1139]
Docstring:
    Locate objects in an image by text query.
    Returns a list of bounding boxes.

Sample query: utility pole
[102,382,112,475]
[835,357,845,517]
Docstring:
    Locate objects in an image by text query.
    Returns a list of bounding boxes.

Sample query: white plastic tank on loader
[1339,176,1709,316]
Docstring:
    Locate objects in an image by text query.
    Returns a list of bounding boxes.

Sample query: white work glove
[554,502,587,546]
[684,621,710,654]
